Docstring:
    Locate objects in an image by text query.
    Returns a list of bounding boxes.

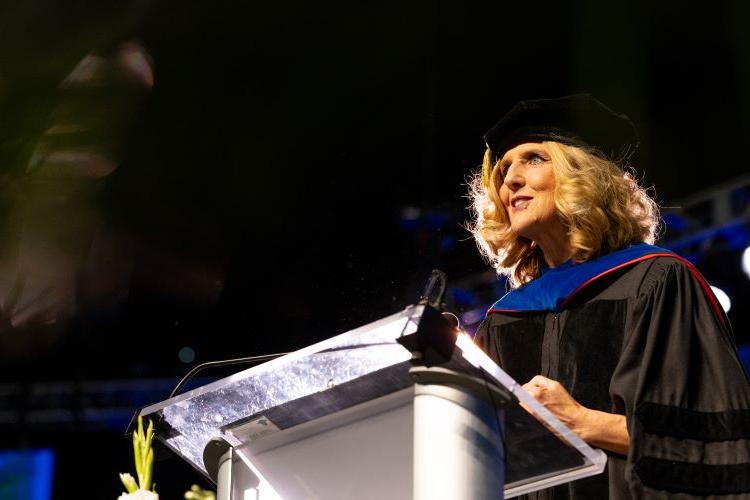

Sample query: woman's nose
[504,169,524,191]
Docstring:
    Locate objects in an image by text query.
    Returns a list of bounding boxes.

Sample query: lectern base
[218,382,505,500]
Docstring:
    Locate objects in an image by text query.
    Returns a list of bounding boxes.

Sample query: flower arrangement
[118,416,158,500]
[117,415,217,499]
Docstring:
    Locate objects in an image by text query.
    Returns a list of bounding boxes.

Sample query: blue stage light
[738,345,750,377]
[0,449,54,500]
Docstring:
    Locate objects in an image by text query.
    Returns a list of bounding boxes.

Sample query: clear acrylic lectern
[136,305,606,499]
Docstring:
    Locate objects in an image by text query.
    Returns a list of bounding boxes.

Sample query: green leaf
[132,431,142,482]
[143,447,153,491]
[137,415,144,440]
[126,415,157,492]
[144,419,154,459]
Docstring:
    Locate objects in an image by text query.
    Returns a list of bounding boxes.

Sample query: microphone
[168,352,289,399]
[418,269,460,329]
[418,269,448,310]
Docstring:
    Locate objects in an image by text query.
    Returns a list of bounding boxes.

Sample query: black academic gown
[474,255,750,499]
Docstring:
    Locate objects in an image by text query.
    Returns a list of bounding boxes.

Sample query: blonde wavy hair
[468,141,660,288]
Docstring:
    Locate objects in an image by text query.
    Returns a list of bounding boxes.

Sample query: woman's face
[497,142,561,242]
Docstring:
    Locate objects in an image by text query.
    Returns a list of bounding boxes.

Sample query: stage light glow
[178,346,195,364]
[0,449,54,500]
[460,308,485,326]
[743,247,750,279]
[710,286,731,313]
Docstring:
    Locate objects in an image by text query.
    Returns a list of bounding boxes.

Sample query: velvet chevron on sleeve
[613,259,750,497]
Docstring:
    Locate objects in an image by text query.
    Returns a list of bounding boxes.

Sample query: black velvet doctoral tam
[483,94,639,164]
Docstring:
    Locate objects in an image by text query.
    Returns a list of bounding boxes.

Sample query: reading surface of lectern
[136,305,606,499]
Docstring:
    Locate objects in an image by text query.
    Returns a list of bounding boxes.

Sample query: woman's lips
[511,196,533,210]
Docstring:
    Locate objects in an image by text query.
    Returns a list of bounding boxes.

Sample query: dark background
[1,1,750,498]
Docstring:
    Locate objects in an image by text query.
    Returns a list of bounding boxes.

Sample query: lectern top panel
[139,306,423,476]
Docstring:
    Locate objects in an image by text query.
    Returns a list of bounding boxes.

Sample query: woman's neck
[535,225,574,268]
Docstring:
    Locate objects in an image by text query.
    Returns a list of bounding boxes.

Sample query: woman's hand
[522,375,588,433]
[522,375,630,455]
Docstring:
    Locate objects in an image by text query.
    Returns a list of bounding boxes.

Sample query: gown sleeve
[611,258,750,497]
[473,318,491,352]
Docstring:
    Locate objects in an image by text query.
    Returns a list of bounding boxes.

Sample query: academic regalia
[474,243,750,499]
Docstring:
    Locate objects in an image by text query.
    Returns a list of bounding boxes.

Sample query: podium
[136,305,606,499]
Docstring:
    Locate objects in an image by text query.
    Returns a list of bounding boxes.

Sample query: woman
[471,94,750,498]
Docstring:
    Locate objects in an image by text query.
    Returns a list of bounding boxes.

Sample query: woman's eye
[528,154,545,165]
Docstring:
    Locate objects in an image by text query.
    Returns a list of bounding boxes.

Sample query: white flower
[119,473,138,493]
[117,489,159,500]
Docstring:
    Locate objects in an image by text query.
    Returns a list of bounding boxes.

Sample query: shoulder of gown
[611,254,750,496]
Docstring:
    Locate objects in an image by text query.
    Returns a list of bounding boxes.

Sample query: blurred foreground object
[184,485,216,500]
[0,40,153,363]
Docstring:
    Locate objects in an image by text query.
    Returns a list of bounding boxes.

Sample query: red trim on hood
[488,253,727,326]
[560,253,726,325]
[486,308,526,315]
[559,253,673,308]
